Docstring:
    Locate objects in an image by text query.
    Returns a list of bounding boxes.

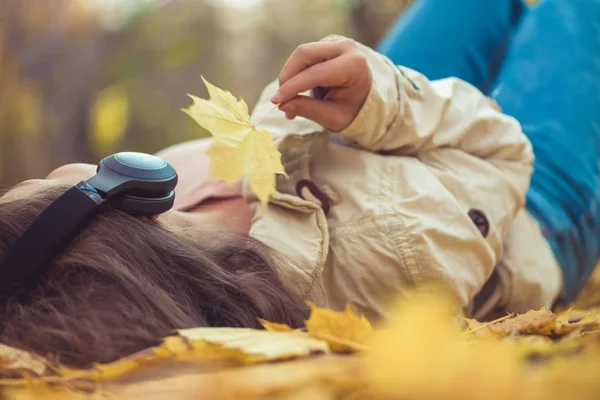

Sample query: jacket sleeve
[335,44,536,313]
[337,43,534,198]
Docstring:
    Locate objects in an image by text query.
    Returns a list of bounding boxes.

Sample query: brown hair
[0,185,309,368]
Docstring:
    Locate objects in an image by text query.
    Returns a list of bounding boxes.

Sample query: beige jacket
[246,43,562,321]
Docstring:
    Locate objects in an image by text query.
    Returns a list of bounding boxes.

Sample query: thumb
[280,95,353,132]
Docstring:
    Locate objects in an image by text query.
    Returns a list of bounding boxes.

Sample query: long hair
[0,185,309,368]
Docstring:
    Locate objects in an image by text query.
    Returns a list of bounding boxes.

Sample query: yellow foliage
[89,85,129,157]
[183,77,287,205]
[463,307,600,339]
[365,292,521,400]
[258,319,294,332]
[177,327,329,363]
[4,284,600,399]
[15,82,42,137]
[0,344,48,377]
[305,302,374,352]
[6,384,88,400]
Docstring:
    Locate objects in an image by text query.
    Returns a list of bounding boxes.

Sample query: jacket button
[296,179,330,215]
[468,209,489,238]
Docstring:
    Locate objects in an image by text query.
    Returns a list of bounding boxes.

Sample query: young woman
[0,0,598,367]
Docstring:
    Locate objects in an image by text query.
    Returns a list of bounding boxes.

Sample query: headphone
[0,152,178,307]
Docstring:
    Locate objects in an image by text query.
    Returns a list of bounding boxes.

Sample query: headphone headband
[0,152,178,307]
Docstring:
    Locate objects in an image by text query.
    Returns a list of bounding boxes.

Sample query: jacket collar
[248,192,329,302]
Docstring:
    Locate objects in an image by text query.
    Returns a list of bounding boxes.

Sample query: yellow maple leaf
[177,327,329,363]
[460,314,514,338]
[183,77,287,205]
[554,308,600,337]
[258,319,294,332]
[55,335,245,383]
[489,308,557,336]
[305,302,374,353]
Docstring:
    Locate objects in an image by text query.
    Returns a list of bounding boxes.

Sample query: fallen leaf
[483,308,556,337]
[258,319,293,332]
[57,336,244,383]
[155,335,245,364]
[110,355,362,400]
[5,382,89,400]
[59,347,158,381]
[0,344,48,378]
[6,278,600,400]
[462,308,600,341]
[461,314,514,338]
[365,291,521,400]
[305,303,374,353]
[183,77,287,205]
[177,327,329,363]
[554,308,600,337]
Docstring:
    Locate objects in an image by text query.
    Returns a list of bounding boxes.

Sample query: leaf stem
[253,103,280,126]
[309,332,372,352]
[460,313,515,337]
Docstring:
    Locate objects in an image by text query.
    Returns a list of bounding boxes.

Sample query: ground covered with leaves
[0,267,599,400]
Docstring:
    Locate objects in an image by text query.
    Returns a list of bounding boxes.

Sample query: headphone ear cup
[112,192,175,216]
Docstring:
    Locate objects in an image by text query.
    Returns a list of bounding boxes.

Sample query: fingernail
[271,90,283,104]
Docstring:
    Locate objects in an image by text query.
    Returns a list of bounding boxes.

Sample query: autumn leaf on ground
[305,303,374,353]
[462,308,557,339]
[0,344,48,378]
[554,308,600,336]
[258,319,293,332]
[58,348,155,381]
[461,314,514,338]
[177,327,329,363]
[183,77,287,205]
[496,308,557,335]
[55,335,247,383]
[6,383,88,400]
[366,291,521,400]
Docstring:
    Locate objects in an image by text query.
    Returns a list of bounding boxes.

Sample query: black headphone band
[0,152,178,307]
[0,183,103,306]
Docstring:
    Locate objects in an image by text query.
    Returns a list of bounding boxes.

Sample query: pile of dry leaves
[0,267,599,400]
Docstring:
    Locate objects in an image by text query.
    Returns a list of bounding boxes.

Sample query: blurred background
[0,0,411,188]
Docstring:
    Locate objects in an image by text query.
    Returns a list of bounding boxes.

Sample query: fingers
[279,95,354,131]
[320,34,348,43]
[270,35,370,131]
[273,53,365,104]
[277,40,350,86]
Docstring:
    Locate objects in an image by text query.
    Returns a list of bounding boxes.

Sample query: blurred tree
[0,0,410,188]
[97,0,220,156]
[89,84,129,157]
[0,0,108,187]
